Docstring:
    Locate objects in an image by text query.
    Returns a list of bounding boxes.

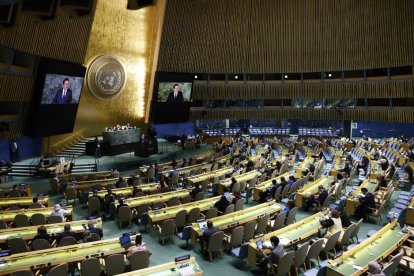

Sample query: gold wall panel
[45,0,165,152]
[158,0,414,73]
[190,108,414,123]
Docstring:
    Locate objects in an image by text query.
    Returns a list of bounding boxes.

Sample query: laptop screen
[224,192,231,202]
[119,235,131,246]
[256,239,263,249]
[199,221,208,231]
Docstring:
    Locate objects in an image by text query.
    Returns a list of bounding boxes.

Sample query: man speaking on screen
[166,83,184,103]
[53,78,73,104]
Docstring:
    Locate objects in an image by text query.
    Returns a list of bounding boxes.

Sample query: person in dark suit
[303,185,328,211]
[57,224,79,245]
[33,226,52,245]
[354,187,376,220]
[53,78,73,104]
[201,220,219,248]
[9,140,19,163]
[87,220,103,238]
[214,195,230,213]
[166,84,184,103]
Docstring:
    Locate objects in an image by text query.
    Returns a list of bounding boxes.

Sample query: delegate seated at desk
[319,209,344,240]
[303,185,328,211]
[256,236,285,272]
[50,204,70,221]
[127,234,152,258]
[354,187,376,220]
[214,195,230,213]
[200,220,219,249]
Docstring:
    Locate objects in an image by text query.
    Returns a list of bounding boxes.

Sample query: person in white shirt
[50,204,69,221]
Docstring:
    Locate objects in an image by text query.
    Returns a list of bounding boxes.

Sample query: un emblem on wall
[87,55,126,100]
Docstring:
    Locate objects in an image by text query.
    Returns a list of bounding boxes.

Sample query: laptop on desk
[198,220,208,232]
[119,234,133,248]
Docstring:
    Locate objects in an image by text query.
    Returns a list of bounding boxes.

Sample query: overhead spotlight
[235,75,238,79]
[328,73,332,77]
[284,75,288,79]
[194,75,198,79]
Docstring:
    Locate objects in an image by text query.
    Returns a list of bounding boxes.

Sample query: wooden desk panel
[218,170,261,194]
[295,176,334,207]
[253,172,297,201]
[0,206,73,222]
[187,167,234,186]
[116,190,190,208]
[0,196,49,208]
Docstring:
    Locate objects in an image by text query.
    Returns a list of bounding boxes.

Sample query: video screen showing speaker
[151,72,193,123]
[40,74,84,104]
[25,58,86,137]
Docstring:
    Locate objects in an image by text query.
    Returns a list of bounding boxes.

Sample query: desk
[369,159,383,179]
[117,256,203,276]
[406,196,414,225]
[190,201,283,246]
[295,176,334,207]
[161,163,211,179]
[0,235,131,275]
[116,190,190,208]
[218,170,262,194]
[187,167,233,186]
[0,184,31,197]
[0,206,73,222]
[103,128,140,146]
[327,221,409,276]
[194,150,215,162]
[330,157,346,177]
[296,157,315,176]
[88,183,159,198]
[0,196,49,208]
[59,171,112,181]
[252,172,297,201]
[345,179,378,215]
[148,196,221,227]
[0,218,101,244]
[247,210,328,266]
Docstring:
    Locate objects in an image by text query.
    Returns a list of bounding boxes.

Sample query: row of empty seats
[248,127,291,136]
[298,128,336,137]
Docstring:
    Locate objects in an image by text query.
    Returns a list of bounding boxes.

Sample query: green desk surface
[191,201,283,236]
[350,179,378,198]
[187,167,234,184]
[117,257,203,276]
[0,236,130,275]
[0,196,49,207]
[88,184,159,197]
[0,218,101,243]
[254,172,296,191]
[116,190,190,207]
[0,206,73,222]
[297,176,334,197]
[327,221,409,276]
[148,196,221,224]
[161,162,210,176]
[296,157,315,171]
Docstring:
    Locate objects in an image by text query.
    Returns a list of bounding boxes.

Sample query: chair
[270,212,287,231]
[146,167,155,183]
[224,225,244,249]
[322,231,341,258]
[224,204,235,215]
[231,182,241,194]
[286,207,298,225]
[293,242,310,275]
[29,203,44,209]
[129,251,150,270]
[368,200,386,225]
[175,209,187,229]
[118,206,132,228]
[88,197,101,216]
[49,215,63,224]
[49,178,59,194]
[205,208,218,219]
[273,186,282,202]
[167,196,180,207]
[231,242,249,262]
[181,195,191,204]
[268,251,295,276]
[15,214,30,227]
[48,263,68,276]
[241,188,253,204]
[188,207,201,223]
[195,192,205,201]
[204,231,225,261]
[157,219,176,244]
[105,254,125,275]
[280,185,290,200]
[337,223,356,250]
[255,214,270,235]
[90,233,101,241]
[59,236,78,246]
[243,221,257,242]
[11,271,34,276]
[8,238,29,254]
[177,226,192,248]
[65,186,77,205]
[306,238,324,268]
[31,213,46,225]
[234,198,245,211]
[382,252,403,276]
[32,239,51,250]
[9,190,21,197]
[88,174,97,181]
[80,258,102,276]
[0,220,7,229]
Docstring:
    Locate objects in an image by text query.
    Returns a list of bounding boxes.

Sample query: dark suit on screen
[53,88,73,104]
[167,91,184,103]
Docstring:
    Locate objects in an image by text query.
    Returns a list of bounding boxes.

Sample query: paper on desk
[352,265,363,270]
[279,238,290,246]
[179,266,196,276]
[51,228,61,234]
[263,241,272,247]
